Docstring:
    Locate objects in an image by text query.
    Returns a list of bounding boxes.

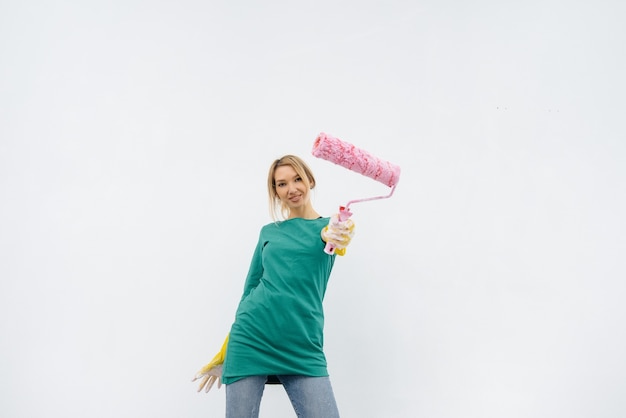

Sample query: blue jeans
[225,375,340,418]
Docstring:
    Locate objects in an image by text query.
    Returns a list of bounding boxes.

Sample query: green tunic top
[221,217,335,384]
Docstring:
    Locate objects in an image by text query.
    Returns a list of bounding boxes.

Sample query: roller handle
[324,206,353,255]
[324,243,338,255]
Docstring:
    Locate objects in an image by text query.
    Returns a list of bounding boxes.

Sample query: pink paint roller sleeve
[312,132,402,254]
[312,133,401,188]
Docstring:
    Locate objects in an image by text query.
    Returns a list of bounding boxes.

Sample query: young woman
[193,155,355,418]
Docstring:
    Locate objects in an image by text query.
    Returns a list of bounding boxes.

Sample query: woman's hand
[321,213,355,255]
[192,364,223,392]
[192,334,229,392]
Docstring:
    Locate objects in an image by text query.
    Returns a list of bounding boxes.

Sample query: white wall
[1,1,625,417]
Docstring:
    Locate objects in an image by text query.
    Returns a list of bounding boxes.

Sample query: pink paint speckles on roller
[312,132,401,187]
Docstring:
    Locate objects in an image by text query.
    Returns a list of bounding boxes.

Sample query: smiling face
[273,165,312,214]
[267,155,318,220]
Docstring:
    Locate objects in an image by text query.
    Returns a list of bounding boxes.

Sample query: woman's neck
[288,206,321,220]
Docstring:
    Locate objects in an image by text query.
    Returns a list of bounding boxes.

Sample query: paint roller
[312,132,402,254]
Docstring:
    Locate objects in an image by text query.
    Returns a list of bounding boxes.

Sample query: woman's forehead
[274,165,298,181]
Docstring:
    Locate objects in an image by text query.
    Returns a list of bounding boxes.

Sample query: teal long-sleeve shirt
[221,217,336,384]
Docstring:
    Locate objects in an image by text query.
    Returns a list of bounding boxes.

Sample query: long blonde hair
[267,155,317,221]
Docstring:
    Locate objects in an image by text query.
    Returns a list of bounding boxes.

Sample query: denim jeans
[225,375,340,418]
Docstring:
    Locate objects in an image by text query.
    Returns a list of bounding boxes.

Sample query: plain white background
[1,1,625,417]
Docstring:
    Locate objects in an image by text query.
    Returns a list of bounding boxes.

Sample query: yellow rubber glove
[192,334,229,392]
[321,213,355,256]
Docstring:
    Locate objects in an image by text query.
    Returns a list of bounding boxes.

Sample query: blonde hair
[267,155,316,221]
